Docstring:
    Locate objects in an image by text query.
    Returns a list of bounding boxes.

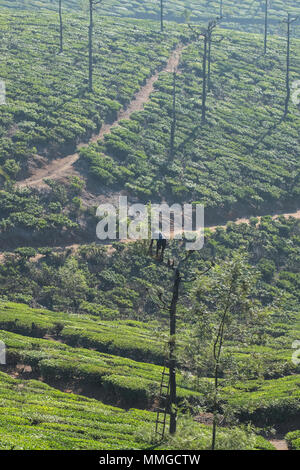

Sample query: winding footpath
[17,46,184,189]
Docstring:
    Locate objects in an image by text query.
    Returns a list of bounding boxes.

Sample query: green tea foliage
[0,370,156,450]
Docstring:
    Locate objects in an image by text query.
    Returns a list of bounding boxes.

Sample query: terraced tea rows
[0,326,200,408]
[1,1,300,451]
[0,370,156,450]
[0,301,165,364]
[0,371,276,450]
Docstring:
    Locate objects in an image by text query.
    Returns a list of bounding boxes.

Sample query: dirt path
[269,439,288,451]
[17,45,184,189]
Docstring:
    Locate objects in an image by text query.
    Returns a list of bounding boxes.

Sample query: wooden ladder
[155,366,170,439]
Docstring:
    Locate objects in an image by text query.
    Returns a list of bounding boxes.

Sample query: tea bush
[0,302,165,364]
[222,375,300,426]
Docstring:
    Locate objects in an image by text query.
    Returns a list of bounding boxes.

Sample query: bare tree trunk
[170,70,176,159]
[220,0,223,18]
[264,0,268,54]
[189,19,221,121]
[89,0,93,92]
[59,0,63,53]
[160,0,164,32]
[169,268,180,435]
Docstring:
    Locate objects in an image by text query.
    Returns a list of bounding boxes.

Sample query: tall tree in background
[263,0,268,54]
[284,13,298,117]
[59,0,63,53]
[209,256,259,450]
[160,0,164,32]
[88,0,103,92]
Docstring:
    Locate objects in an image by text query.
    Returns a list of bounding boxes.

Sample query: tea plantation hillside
[0,298,299,427]
[0,302,166,364]
[2,15,300,245]
[1,1,300,452]
[2,216,300,321]
[81,29,300,221]
[0,326,202,409]
[0,371,157,450]
[1,217,300,432]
